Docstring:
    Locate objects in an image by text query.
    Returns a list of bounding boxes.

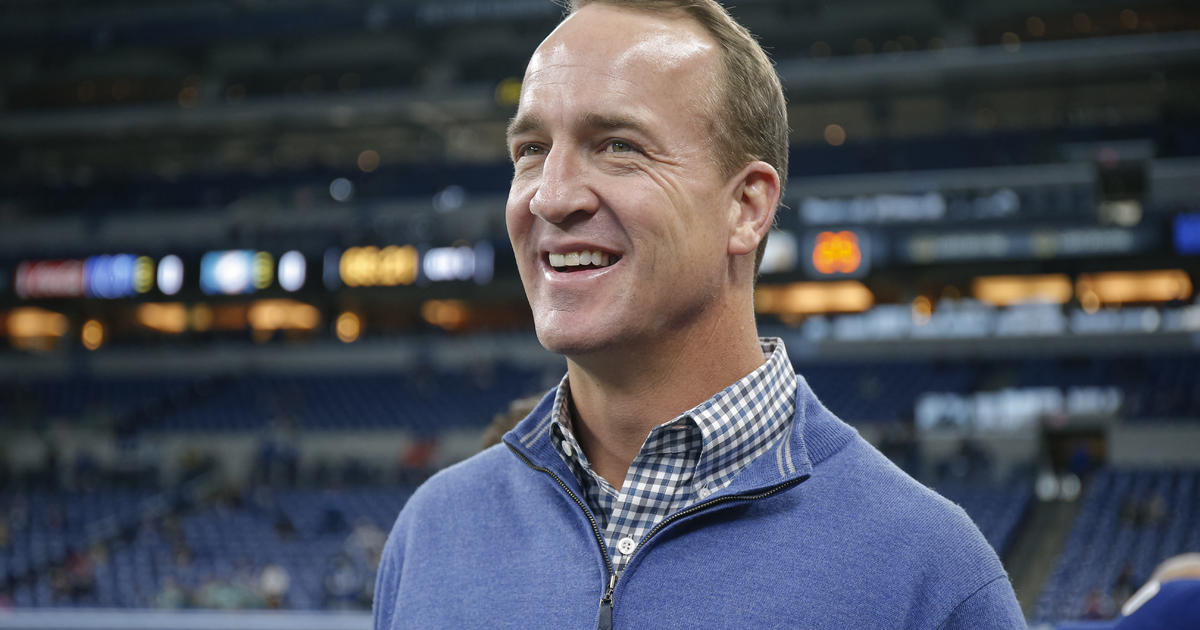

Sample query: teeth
[549,250,616,270]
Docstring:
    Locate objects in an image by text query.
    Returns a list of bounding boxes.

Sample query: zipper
[507,441,809,629]
[507,443,617,630]
[597,573,616,630]
[633,474,809,555]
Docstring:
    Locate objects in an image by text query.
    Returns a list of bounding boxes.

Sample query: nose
[528,146,599,224]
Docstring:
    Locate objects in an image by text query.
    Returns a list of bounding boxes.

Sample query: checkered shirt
[549,337,796,575]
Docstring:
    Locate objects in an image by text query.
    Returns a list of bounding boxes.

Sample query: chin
[535,327,601,357]
[533,319,622,358]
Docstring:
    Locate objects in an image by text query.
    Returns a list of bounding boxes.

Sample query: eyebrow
[506,112,654,143]
[506,113,543,142]
[579,112,652,137]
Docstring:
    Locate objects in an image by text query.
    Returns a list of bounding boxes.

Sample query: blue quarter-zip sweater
[373,376,1025,629]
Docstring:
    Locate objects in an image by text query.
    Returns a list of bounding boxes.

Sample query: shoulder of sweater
[813,435,1000,561]
[400,444,517,516]
[810,436,1013,616]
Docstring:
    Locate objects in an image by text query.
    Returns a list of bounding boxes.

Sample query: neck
[564,301,765,489]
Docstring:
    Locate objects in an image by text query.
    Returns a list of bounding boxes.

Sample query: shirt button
[697,487,712,499]
[560,440,574,458]
[617,537,636,555]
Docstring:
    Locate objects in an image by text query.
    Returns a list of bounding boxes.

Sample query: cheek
[504,195,531,245]
[629,195,720,261]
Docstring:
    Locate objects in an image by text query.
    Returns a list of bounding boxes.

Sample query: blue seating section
[1119,356,1200,422]
[4,355,1197,433]
[1034,468,1200,623]
[798,360,975,423]
[0,490,153,591]
[6,124,1194,218]
[0,378,188,423]
[8,487,411,609]
[797,355,1200,424]
[2,368,549,433]
[155,369,545,433]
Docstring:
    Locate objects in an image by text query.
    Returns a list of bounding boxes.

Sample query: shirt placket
[546,336,796,579]
[604,442,695,574]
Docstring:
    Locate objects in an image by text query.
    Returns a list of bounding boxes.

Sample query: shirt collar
[548,337,796,496]
[689,337,796,489]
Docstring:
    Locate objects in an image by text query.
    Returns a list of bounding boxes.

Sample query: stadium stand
[1034,468,1200,624]
[3,0,1199,627]
[4,124,1196,221]
[2,355,1197,435]
[2,478,411,611]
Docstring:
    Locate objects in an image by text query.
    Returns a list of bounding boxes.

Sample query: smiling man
[373,2,1025,629]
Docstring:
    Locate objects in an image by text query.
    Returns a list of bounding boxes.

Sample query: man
[374,1,1025,628]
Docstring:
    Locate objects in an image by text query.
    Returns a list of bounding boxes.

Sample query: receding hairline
[506,7,724,151]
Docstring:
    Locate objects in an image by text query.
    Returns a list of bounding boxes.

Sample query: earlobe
[727,162,780,257]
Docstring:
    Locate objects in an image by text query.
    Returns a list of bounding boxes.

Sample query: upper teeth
[549,250,612,268]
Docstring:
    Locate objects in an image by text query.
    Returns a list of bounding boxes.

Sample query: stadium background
[1,0,1198,627]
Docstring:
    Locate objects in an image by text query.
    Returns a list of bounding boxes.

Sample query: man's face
[506,5,735,357]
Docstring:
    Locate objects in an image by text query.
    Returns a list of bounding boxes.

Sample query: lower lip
[540,257,622,282]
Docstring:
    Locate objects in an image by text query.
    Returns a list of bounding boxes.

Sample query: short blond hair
[566,0,788,273]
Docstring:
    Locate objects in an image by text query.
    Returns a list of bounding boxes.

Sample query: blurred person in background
[1112,563,1136,609]
[1083,589,1116,620]
[195,576,245,610]
[154,576,190,609]
[480,394,544,450]
[345,517,386,566]
[323,552,367,610]
[344,518,387,610]
[373,0,1023,628]
[258,562,290,609]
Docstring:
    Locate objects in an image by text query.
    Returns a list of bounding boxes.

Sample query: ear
[727,161,781,257]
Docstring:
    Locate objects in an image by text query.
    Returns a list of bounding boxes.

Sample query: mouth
[545,249,622,273]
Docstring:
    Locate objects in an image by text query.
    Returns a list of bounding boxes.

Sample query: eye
[603,140,635,154]
[515,143,545,159]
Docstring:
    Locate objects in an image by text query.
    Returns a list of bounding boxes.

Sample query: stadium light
[7,307,69,351]
[137,303,188,334]
[421,300,469,331]
[754,281,874,316]
[339,245,418,287]
[279,251,307,292]
[973,274,1073,307]
[157,255,184,296]
[1077,270,1193,305]
[81,319,104,351]
[14,260,85,299]
[336,312,361,343]
[248,300,321,332]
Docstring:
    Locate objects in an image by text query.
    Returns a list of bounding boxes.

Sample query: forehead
[514,5,719,132]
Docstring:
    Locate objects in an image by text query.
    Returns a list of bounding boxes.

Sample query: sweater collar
[504,360,858,498]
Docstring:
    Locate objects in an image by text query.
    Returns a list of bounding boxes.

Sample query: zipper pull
[597,573,617,630]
